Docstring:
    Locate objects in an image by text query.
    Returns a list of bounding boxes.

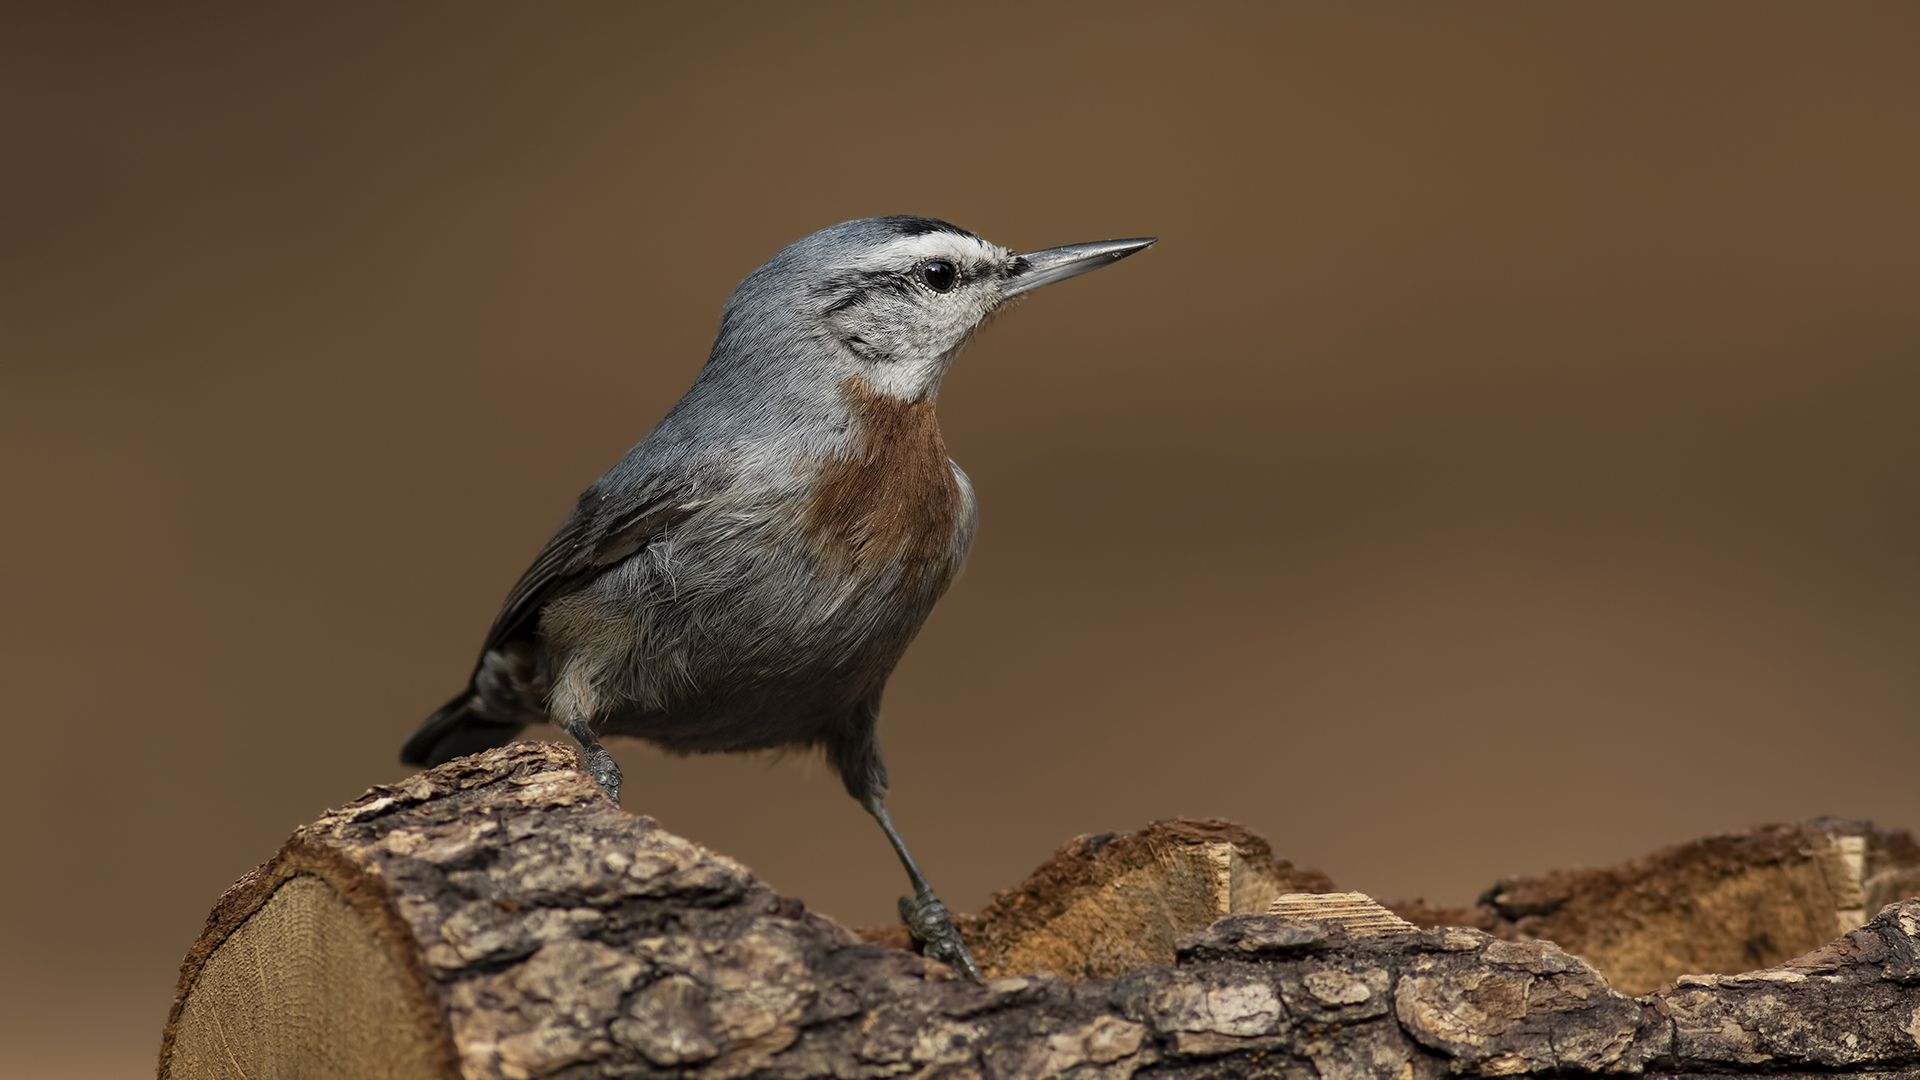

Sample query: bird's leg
[560,712,622,804]
[863,797,982,981]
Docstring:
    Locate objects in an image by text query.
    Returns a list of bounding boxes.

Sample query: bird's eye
[920,259,958,293]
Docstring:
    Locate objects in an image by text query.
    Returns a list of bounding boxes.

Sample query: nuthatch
[402,216,1154,977]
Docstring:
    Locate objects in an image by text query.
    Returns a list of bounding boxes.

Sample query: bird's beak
[1003,236,1157,296]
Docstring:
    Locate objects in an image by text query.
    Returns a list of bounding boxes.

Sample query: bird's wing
[479,481,705,657]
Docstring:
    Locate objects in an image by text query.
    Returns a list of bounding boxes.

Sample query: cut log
[163,854,452,1079]
[865,812,1920,996]
[857,817,1336,980]
[160,743,1920,1079]
[1386,818,1920,994]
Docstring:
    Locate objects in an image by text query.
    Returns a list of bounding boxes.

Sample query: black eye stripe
[920,259,958,293]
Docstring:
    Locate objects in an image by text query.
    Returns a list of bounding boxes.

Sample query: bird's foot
[899,893,982,981]
[579,745,623,804]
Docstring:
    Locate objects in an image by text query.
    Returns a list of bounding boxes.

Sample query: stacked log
[159,743,1920,1079]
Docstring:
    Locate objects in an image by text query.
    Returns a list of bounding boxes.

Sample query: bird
[401,216,1154,978]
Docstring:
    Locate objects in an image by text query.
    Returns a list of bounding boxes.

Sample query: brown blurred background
[4,3,1917,1074]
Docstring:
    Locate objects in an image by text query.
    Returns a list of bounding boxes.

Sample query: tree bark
[160,743,1920,1080]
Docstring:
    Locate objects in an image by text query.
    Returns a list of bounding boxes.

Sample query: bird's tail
[401,692,527,768]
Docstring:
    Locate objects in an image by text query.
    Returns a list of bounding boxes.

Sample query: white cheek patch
[826,230,1016,402]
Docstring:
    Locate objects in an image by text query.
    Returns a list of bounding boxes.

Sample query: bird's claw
[899,893,982,981]
[580,748,623,804]
[591,770,621,804]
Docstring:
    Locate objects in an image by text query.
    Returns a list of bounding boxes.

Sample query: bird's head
[717,216,1155,403]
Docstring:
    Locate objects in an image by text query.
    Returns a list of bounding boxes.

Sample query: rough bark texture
[161,743,1920,1080]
